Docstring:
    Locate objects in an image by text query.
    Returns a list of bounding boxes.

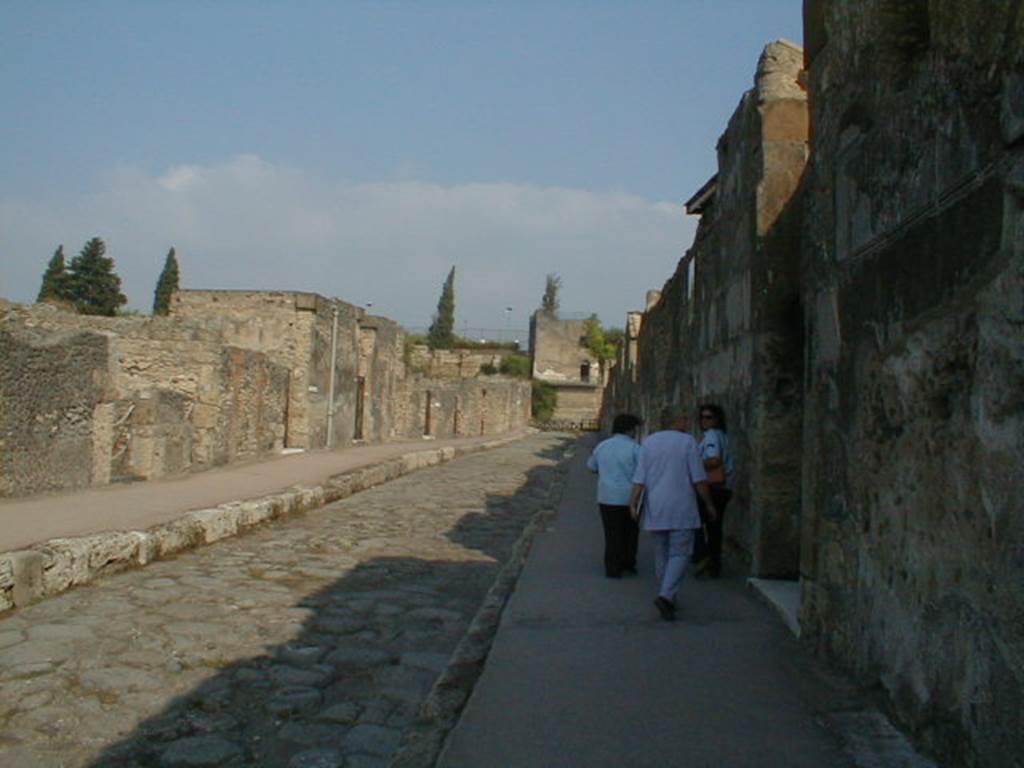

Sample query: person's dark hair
[698,403,727,432]
[612,413,641,435]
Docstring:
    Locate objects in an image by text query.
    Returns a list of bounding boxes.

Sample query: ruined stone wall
[0,302,290,494]
[403,378,531,439]
[530,313,598,383]
[406,346,505,378]
[170,290,365,450]
[547,384,603,428]
[355,317,406,443]
[602,40,809,576]
[799,3,1024,763]
[0,324,114,496]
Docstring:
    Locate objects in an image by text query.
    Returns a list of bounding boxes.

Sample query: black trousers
[694,487,732,577]
[599,504,639,577]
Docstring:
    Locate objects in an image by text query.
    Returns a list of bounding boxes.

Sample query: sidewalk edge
[0,433,526,615]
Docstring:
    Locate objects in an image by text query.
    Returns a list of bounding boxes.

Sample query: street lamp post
[504,306,513,343]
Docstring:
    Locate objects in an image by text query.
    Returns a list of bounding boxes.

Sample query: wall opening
[354,376,365,440]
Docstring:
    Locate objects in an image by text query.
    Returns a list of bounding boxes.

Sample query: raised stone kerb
[0,433,528,615]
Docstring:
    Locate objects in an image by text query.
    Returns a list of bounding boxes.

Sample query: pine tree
[152,247,180,315]
[541,273,561,317]
[37,245,69,303]
[427,266,456,350]
[66,237,127,316]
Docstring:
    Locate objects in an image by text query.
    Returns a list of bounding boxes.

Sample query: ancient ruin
[0,290,530,499]
[602,4,1023,765]
[529,310,605,428]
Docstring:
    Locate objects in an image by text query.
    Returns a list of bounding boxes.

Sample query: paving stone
[265,687,323,717]
[288,748,346,768]
[79,666,165,692]
[324,647,395,671]
[0,630,25,649]
[344,724,403,756]
[0,434,571,767]
[277,643,328,667]
[345,755,390,768]
[159,735,244,767]
[399,651,451,673]
[0,640,72,667]
[277,722,347,746]
[315,701,362,724]
[269,664,333,688]
[405,607,463,622]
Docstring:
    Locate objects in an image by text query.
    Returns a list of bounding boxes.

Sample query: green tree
[37,245,69,303]
[66,237,127,316]
[152,247,180,315]
[427,266,456,349]
[541,273,561,317]
[580,314,623,362]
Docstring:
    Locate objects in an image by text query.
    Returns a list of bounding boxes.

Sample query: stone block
[6,550,44,607]
[191,402,219,429]
[153,518,203,557]
[185,508,239,544]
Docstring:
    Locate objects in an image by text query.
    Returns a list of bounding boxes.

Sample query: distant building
[529,311,604,428]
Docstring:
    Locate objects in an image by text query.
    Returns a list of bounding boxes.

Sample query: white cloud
[0,155,695,332]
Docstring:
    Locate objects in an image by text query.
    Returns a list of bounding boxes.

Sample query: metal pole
[326,305,339,448]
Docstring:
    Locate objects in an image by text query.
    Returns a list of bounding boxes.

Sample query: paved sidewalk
[437,434,933,768]
[0,432,527,552]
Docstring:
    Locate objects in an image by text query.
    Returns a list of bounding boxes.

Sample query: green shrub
[498,354,531,378]
[479,362,498,375]
[531,382,557,423]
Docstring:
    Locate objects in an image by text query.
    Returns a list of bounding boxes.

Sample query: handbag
[705,463,726,486]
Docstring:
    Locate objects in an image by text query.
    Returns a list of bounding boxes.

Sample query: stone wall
[1,290,531,499]
[799,3,1024,763]
[530,313,601,384]
[600,8,1023,764]
[0,323,114,496]
[406,345,506,378]
[355,316,407,444]
[403,378,531,439]
[170,290,353,449]
[601,40,809,577]
[0,301,291,495]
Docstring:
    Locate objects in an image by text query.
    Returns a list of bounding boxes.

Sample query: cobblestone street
[0,433,574,768]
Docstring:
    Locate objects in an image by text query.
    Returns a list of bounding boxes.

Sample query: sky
[1,1,803,336]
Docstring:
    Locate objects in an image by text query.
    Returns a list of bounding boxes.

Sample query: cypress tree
[37,245,69,303]
[541,273,561,317]
[66,237,127,316]
[152,247,180,315]
[427,266,456,350]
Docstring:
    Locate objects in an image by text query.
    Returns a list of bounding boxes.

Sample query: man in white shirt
[629,409,718,621]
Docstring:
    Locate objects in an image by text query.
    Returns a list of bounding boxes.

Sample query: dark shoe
[654,596,675,621]
[605,572,622,579]
[624,565,638,575]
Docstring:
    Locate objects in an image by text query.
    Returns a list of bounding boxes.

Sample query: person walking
[586,413,642,578]
[629,409,718,621]
[694,403,735,578]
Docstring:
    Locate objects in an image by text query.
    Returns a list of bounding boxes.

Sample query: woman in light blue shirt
[695,403,734,578]
[586,413,642,578]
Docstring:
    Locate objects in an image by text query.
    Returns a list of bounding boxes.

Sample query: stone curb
[389,442,576,768]
[0,433,527,615]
